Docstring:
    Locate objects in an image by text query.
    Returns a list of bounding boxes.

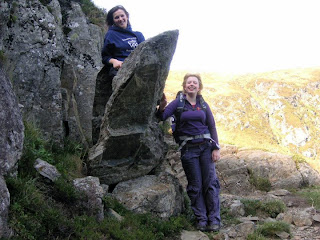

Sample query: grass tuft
[248,169,272,192]
[295,185,320,210]
[241,199,286,218]
[248,221,291,239]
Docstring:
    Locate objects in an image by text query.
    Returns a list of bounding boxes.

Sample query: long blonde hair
[182,73,203,95]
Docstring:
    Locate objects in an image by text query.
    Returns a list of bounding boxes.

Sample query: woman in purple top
[158,73,221,232]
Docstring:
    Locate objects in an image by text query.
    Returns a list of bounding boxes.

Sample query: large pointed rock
[88,30,179,185]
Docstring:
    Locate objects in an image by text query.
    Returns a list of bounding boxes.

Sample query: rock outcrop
[217,147,320,194]
[0,0,103,145]
[88,30,179,185]
[0,63,24,238]
[0,176,11,238]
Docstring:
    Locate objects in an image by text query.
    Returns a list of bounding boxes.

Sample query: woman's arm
[101,31,117,65]
[205,103,219,147]
[205,103,221,161]
[108,58,123,69]
[156,93,179,121]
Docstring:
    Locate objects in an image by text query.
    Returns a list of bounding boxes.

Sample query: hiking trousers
[180,140,221,226]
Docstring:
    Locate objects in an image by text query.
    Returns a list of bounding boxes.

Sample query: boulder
[73,176,105,221]
[34,158,61,182]
[88,30,179,185]
[112,173,184,218]
[216,154,252,194]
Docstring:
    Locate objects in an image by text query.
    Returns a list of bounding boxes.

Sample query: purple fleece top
[159,95,219,148]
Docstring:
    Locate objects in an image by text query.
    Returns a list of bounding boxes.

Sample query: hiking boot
[196,224,206,232]
[206,224,220,232]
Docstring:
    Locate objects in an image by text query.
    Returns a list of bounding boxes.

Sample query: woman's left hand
[159,93,167,111]
[212,149,220,162]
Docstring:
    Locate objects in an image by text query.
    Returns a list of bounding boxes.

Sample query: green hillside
[165,67,320,172]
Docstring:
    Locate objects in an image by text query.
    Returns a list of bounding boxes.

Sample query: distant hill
[165,67,320,172]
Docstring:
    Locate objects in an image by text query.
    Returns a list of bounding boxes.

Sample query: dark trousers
[180,141,221,226]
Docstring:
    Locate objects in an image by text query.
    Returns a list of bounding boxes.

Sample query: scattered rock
[112,173,184,219]
[293,210,313,227]
[180,230,209,240]
[34,158,61,181]
[313,214,320,222]
[73,176,104,221]
[106,208,124,222]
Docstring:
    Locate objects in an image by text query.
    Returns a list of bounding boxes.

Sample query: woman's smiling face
[113,9,128,29]
[184,76,200,94]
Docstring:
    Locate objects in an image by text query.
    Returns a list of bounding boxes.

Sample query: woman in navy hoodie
[157,73,221,232]
[101,5,145,77]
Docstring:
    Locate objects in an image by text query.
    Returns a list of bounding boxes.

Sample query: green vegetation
[9,14,17,24]
[247,221,291,239]
[220,206,241,226]
[241,199,286,218]
[295,185,320,210]
[20,122,85,179]
[6,122,201,239]
[158,119,172,136]
[103,196,193,240]
[292,154,307,170]
[0,50,6,63]
[248,169,272,192]
[80,0,107,29]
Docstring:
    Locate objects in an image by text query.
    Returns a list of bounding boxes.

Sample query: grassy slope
[165,67,320,172]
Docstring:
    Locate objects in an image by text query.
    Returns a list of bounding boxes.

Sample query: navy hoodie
[101,25,145,65]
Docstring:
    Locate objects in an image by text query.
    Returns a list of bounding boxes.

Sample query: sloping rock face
[0,0,103,145]
[88,30,179,185]
[237,150,320,189]
[92,66,113,144]
[0,64,24,176]
[217,146,320,194]
[0,63,24,238]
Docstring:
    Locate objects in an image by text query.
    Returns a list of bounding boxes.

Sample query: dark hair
[106,5,130,27]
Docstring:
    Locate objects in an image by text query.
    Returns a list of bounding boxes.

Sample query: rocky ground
[179,188,320,240]
[163,136,320,240]
[278,194,320,240]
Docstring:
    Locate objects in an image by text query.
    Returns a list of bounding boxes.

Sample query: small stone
[276,231,290,239]
[269,189,290,196]
[313,214,320,222]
